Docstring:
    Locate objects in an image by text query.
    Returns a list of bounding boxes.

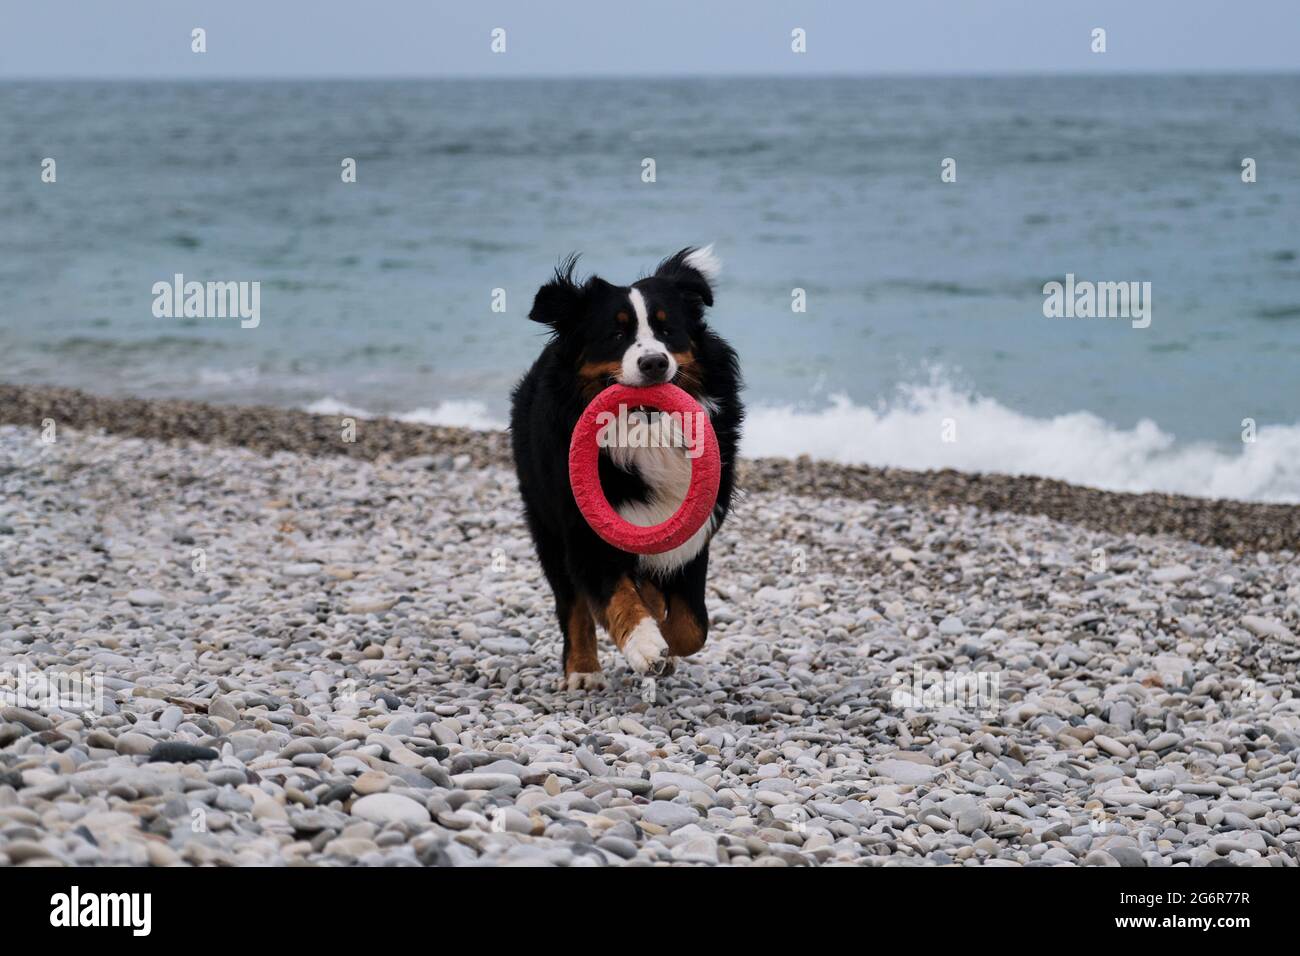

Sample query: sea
[3,75,1299,502]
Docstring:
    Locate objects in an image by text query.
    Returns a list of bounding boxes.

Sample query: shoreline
[1,381,1296,553]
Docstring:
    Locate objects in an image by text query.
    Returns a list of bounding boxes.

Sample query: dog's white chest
[609,410,717,576]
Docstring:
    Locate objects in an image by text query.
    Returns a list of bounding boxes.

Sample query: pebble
[1102,789,1160,809]
[159,706,184,732]
[1094,735,1130,758]
[347,595,398,615]
[1240,615,1296,643]
[114,733,156,756]
[955,807,992,835]
[596,836,639,859]
[350,793,431,827]
[147,743,219,763]
[125,588,166,607]
[450,773,520,791]
[642,802,700,831]
[1084,850,1120,867]
[209,696,239,723]
[353,772,392,795]
[1147,732,1182,752]
[874,760,941,785]
[1,707,52,732]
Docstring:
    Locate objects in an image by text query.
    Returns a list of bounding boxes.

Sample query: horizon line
[4,67,1300,83]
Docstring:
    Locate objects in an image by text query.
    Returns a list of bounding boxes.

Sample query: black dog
[510,247,743,689]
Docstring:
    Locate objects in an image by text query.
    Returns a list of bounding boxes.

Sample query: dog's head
[528,246,721,398]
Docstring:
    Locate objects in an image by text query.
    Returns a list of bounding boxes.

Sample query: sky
[1,0,1296,78]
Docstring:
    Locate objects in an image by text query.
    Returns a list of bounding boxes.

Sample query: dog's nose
[637,353,670,381]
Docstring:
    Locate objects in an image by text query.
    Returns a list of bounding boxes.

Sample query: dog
[510,246,743,690]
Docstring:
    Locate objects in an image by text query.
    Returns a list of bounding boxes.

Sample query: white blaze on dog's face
[620,287,678,387]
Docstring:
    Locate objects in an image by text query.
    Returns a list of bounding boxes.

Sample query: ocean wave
[38,335,229,354]
[741,381,1300,505]
[302,397,506,431]
[196,366,260,386]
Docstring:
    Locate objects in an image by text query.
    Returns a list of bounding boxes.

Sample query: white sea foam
[740,381,1300,504]
[196,366,261,387]
[302,397,506,431]
[302,397,370,418]
[397,400,506,431]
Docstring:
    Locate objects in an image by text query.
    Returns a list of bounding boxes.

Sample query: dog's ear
[654,244,720,309]
[529,254,585,330]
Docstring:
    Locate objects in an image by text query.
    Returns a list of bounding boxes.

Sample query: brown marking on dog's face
[594,577,652,650]
[670,348,704,395]
[660,597,707,657]
[577,358,622,401]
[564,593,600,676]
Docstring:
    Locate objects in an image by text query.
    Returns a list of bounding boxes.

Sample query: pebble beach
[1,386,1299,867]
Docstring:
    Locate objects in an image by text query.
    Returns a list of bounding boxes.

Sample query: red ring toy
[568,383,721,555]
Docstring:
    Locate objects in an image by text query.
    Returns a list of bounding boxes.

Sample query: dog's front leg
[592,576,671,676]
[638,579,707,660]
[560,592,606,691]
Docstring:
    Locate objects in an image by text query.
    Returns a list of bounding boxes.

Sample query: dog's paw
[623,620,671,676]
[558,671,607,692]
